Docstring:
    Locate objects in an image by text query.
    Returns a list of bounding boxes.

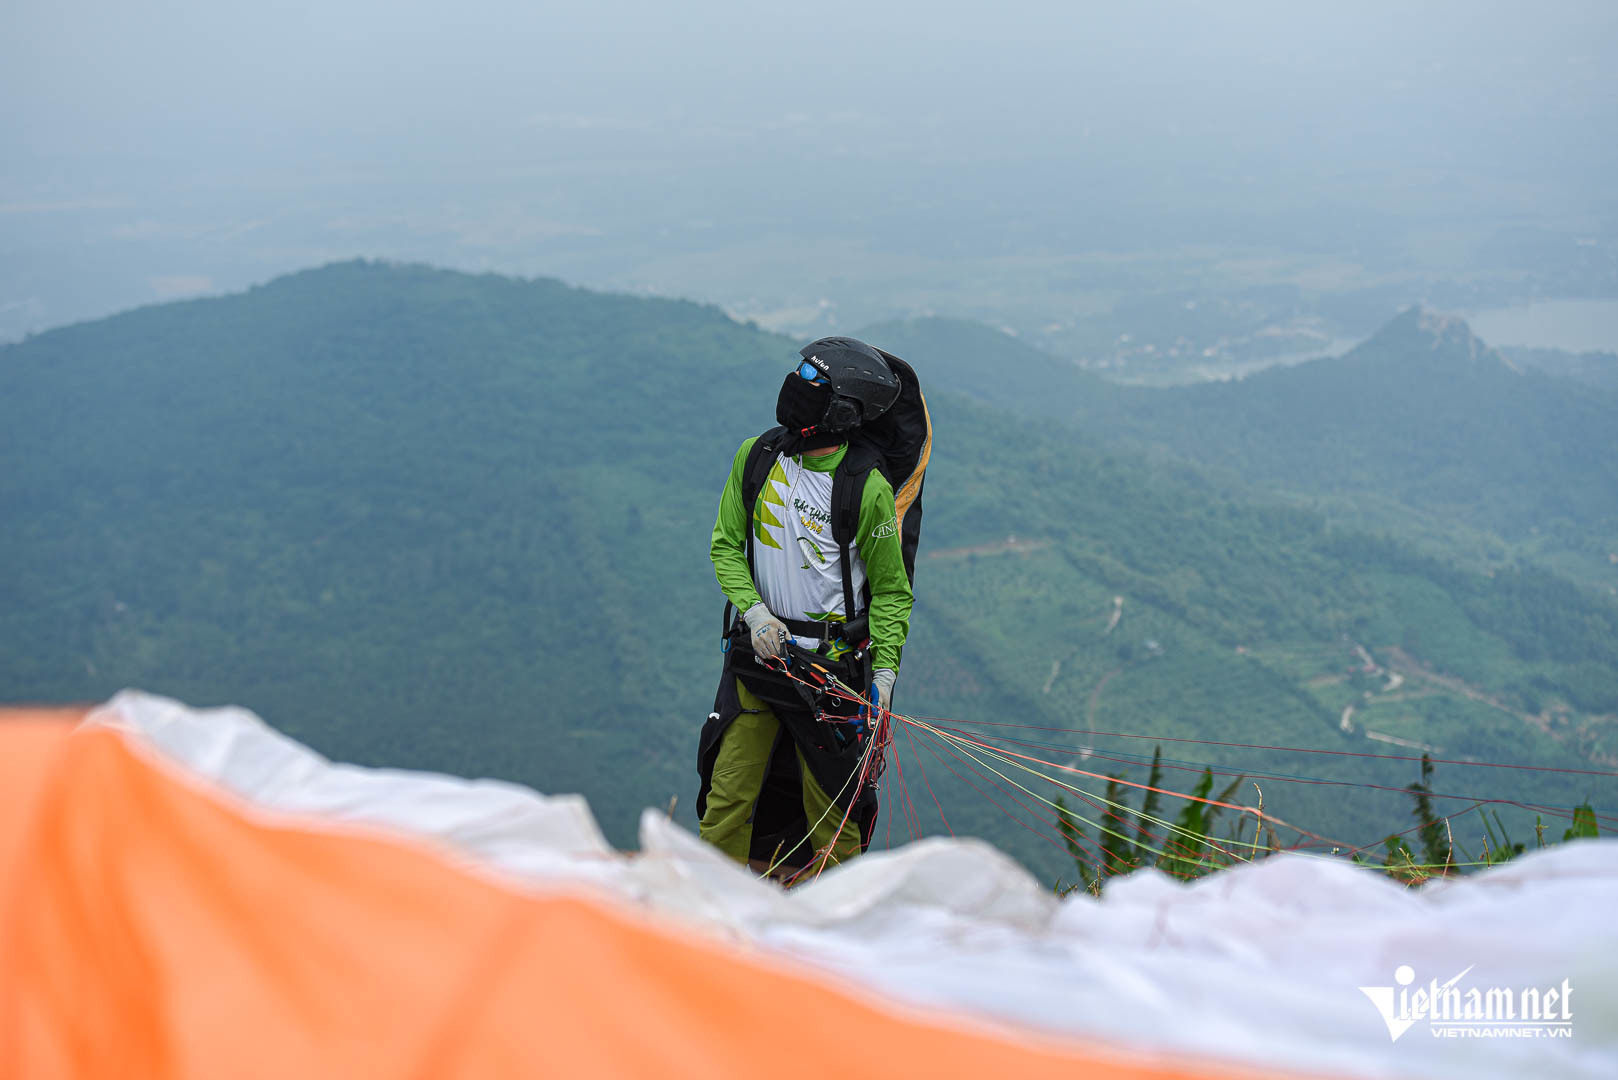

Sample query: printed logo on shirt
[795,498,831,536]
[796,536,827,569]
[871,515,898,540]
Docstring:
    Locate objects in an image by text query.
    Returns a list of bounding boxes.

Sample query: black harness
[697,428,888,863]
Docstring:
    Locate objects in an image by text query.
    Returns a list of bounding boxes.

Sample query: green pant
[699,679,863,870]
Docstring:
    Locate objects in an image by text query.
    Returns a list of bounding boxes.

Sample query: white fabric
[89,690,1618,1079]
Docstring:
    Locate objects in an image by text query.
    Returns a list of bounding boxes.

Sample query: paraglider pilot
[696,337,922,874]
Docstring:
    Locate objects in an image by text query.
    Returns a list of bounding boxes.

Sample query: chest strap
[725,610,871,648]
[778,614,869,642]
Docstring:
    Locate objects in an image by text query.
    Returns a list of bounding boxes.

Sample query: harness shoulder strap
[831,440,882,622]
[831,440,882,546]
[741,427,786,522]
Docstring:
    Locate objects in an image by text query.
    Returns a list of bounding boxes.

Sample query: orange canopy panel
[0,710,1299,1080]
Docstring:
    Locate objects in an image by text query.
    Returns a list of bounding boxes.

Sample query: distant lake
[1467,299,1618,353]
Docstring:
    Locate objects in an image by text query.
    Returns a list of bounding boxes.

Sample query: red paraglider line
[904,722,955,838]
[914,722,1094,863]
[754,657,1613,870]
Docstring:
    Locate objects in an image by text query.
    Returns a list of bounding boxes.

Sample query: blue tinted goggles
[796,360,828,385]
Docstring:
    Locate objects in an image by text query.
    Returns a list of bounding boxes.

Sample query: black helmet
[796,337,901,430]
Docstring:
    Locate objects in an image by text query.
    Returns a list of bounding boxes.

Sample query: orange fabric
[0,712,1308,1080]
[0,711,87,933]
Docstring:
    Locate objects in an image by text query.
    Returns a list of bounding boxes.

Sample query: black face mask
[776,373,856,451]
[777,373,831,432]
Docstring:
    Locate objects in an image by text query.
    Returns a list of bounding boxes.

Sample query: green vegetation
[1111,310,1618,545]
[3,262,1614,882]
[1053,750,1602,895]
[1051,748,1262,891]
[903,394,1618,870]
[1357,752,1603,884]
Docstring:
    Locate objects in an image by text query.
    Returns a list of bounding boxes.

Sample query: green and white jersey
[749,451,866,631]
[710,437,913,672]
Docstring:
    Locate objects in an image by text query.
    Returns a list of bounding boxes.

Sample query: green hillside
[1123,310,1618,542]
[868,311,1618,590]
[5,262,1614,878]
[908,397,1618,860]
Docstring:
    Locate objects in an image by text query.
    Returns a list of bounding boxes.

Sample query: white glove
[871,668,897,715]
[743,603,790,659]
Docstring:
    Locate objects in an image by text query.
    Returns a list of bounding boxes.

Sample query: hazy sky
[4,1,1616,344]
[9,2,1615,164]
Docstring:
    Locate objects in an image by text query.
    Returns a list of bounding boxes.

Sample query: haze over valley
[6,2,1617,381]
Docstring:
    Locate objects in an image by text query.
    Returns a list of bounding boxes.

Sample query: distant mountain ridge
[1120,305,1618,541]
[855,315,1113,419]
[868,308,1618,564]
[1347,307,1517,375]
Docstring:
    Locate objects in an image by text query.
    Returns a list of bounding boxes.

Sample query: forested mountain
[1119,309,1618,540]
[5,262,1615,876]
[870,310,1618,584]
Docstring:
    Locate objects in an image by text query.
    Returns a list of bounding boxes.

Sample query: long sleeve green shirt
[711,438,912,671]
